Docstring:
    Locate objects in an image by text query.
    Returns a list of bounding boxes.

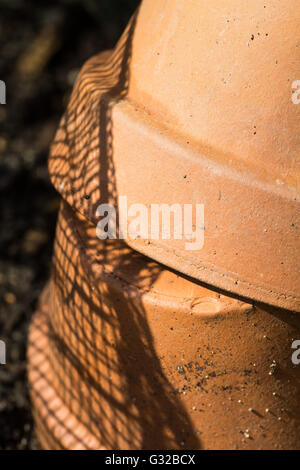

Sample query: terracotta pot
[28,202,300,449]
[48,0,300,311]
[28,0,300,449]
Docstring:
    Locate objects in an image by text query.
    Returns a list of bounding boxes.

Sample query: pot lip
[125,237,299,313]
[62,202,252,319]
[115,99,298,199]
[110,100,299,311]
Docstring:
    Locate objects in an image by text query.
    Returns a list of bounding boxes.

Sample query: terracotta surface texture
[48,0,299,310]
[28,0,300,450]
[28,202,300,449]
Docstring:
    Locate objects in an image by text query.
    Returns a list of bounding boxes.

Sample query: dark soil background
[0,0,140,450]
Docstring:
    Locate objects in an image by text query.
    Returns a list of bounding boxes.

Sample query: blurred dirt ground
[0,0,139,450]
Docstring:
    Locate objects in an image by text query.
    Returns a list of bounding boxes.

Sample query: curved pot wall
[28,202,300,449]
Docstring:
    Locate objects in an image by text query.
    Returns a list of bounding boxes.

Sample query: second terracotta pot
[28,202,300,449]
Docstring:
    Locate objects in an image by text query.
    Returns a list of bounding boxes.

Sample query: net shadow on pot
[28,7,202,450]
